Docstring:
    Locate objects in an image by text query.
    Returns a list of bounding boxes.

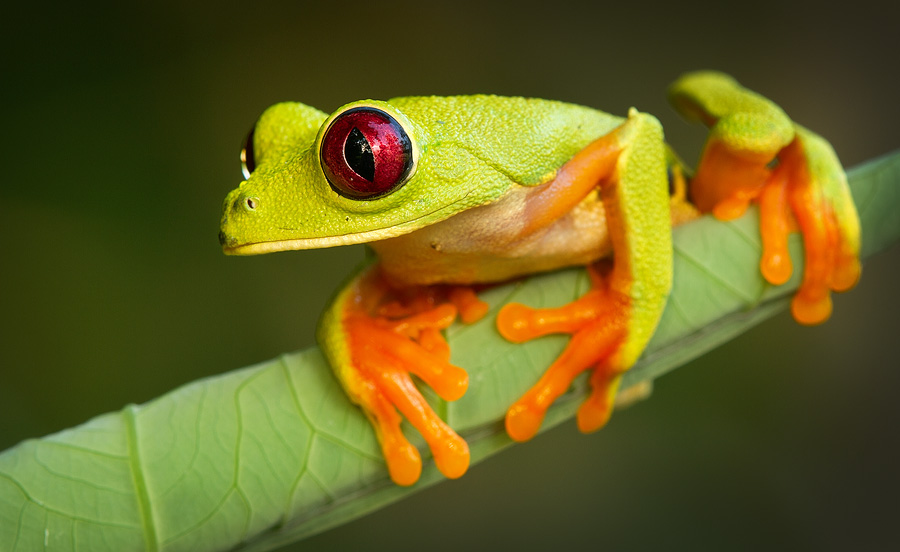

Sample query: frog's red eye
[320,107,414,200]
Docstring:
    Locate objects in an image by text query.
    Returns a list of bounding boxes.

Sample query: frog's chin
[222,224,415,255]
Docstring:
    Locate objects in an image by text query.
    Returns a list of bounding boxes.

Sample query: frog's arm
[317,266,482,486]
[669,71,861,323]
[496,109,672,439]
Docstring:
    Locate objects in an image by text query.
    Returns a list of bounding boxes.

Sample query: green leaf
[2,151,898,552]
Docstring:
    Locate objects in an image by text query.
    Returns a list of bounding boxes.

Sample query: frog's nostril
[218,230,228,246]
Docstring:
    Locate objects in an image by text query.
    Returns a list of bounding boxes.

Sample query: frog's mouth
[221,194,473,256]
[220,222,420,255]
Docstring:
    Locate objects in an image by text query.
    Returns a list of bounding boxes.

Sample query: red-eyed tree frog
[219,71,861,486]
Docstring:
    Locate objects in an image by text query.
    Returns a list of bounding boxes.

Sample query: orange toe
[791,291,833,326]
[430,432,470,479]
[576,368,622,433]
[383,435,423,487]
[505,402,546,443]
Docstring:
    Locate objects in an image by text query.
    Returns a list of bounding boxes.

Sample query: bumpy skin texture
[669,71,794,156]
[219,72,859,486]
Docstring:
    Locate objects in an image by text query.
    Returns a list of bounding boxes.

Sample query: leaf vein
[39,441,127,461]
[31,452,131,495]
[314,432,381,463]
[673,245,751,303]
[161,370,265,545]
[124,404,159,551]
[158,385,208,498]
[0,471,139,529]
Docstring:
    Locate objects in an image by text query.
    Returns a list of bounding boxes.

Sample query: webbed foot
[319,265,488,485]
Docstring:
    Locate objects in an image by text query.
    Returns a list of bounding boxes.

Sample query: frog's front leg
[669,71,861,323]
[498,109,672,441]
[317,264,488,486]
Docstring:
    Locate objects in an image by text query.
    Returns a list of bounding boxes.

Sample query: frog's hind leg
[498,109,672,441]
[669,71,861,324]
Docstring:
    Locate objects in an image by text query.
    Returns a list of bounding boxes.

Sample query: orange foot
[757,136,861,323]
[497,262,632,442]
[692,132,861,324]
[327,266,488,485]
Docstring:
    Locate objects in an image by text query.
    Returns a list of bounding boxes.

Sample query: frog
[219,71,861,486]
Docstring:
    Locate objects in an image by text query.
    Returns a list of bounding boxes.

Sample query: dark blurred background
[2,0,898,550]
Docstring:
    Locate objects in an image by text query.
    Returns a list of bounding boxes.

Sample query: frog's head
[219,98,512,255]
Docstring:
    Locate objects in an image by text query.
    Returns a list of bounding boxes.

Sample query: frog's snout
[218,186,257,250]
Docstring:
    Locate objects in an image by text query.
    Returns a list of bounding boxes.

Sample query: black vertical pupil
[344,127,375,182]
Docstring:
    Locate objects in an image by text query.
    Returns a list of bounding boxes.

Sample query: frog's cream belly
[371,186,611,286]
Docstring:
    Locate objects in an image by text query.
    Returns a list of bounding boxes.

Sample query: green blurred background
[2,0,898,549]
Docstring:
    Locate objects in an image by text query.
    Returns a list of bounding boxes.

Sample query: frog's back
[388,95,624,186]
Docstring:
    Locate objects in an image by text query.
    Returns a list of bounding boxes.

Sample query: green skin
[218,71,852,483]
